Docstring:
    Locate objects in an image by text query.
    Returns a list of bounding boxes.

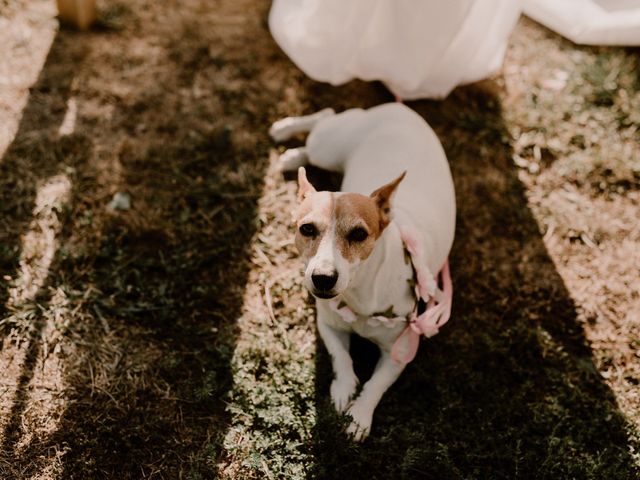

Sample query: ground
[0,0,639,479]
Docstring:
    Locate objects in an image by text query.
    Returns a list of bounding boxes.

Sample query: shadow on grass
[0,34,87,308]
[0,32,90,461]
[0,13,268,478]
[309,83,639,479]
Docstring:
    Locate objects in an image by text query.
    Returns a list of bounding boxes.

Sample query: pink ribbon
[390,259,453,364]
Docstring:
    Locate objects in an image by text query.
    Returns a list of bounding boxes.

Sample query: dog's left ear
[297,167,316,202]
[370,171,406,229]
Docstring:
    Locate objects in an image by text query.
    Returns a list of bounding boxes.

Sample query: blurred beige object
[56,0,96,30]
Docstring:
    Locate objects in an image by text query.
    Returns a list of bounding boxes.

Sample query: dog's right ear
[297,167,316,201]
[370,171,405,230]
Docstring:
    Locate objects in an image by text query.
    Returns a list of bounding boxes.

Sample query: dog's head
[293,167,405,299]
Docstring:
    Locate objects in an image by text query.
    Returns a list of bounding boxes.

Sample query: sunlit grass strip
[0,173,72,474]
[220,153,317,479]
[5,174,71,309]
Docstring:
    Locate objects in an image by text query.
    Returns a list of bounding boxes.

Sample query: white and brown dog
[270,103,456,440]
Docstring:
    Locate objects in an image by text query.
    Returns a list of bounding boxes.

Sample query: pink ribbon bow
[390,259,453,364]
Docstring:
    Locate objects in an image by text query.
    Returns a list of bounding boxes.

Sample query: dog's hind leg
[272,107,370,173]
[304,108,368,173]
[269,108,335,143]
[277,147,309,172]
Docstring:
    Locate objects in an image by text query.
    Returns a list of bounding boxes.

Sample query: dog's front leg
[317,302,358,413]
[346,351,405,441]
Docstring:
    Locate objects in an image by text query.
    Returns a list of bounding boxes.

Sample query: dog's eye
[347,227,368,242]
[299,223,318,237]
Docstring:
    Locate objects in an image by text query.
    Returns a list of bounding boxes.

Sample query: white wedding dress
[269,0,522,99]
[523,0,640,46]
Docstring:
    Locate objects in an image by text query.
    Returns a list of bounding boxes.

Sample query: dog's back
[306,103,456,272]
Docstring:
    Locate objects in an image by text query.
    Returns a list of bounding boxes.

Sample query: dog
[270,103,456,440]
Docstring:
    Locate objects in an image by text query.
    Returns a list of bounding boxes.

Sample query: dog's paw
[269,117,297,143]
[277,148,308,172]
[331,375,358,413]
[345,400,373,442]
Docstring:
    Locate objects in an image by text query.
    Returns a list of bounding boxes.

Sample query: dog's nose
[312,272,338,291]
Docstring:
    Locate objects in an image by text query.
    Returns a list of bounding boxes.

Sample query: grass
[0,2,639,479]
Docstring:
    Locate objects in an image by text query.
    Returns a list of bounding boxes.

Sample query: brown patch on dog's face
[293,191,333,260]
[334,193,382,262]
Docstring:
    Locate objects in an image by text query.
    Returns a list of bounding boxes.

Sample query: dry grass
[504,19,640,440]
[0,1,638,478]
